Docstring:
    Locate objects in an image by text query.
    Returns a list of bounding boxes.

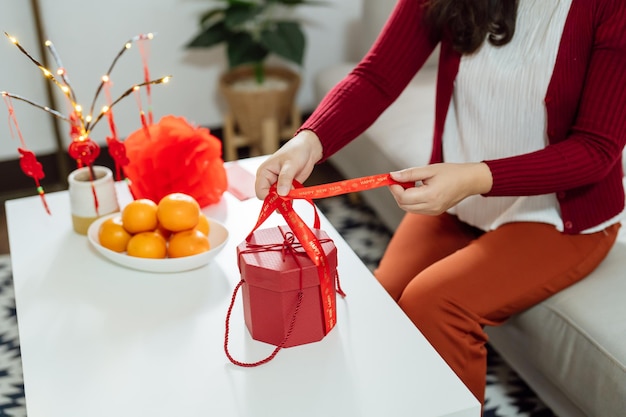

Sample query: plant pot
[219,66,301,159]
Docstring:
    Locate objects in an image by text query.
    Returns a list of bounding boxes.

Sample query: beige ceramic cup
[68,166,119,235]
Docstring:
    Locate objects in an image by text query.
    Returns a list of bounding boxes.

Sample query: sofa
[313,1,626,416]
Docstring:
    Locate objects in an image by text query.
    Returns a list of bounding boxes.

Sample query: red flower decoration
[123,115,228,207]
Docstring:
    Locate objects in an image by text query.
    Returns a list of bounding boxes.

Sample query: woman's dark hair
[424,0,518,54]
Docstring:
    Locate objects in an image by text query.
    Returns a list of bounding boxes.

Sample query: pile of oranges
[98,192,211,259]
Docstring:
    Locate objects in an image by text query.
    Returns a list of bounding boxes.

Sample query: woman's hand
[388,162,493,215]
[255,130,324,199]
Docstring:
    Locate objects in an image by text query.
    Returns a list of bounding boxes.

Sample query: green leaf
[224,3,264,29]
[226,32,269,68]
[260,21,305,65]
[186,21,230,48]
[199,8,225,27]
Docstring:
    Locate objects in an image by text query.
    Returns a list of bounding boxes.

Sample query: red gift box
[237,225,338,348]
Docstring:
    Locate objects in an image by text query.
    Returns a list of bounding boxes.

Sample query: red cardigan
[302,0,626,234]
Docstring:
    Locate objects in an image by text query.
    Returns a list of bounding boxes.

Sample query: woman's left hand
[388,162,493,215]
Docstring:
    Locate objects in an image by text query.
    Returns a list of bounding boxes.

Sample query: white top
[443,0,573,232]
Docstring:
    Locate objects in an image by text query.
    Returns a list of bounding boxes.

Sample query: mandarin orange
[167,229,211,258]
[126,231,167,259]
[193,214,211,236]
[157,193,200,232]
[122,199,158,234]
[98,215,132,253]
[154,222,172,240]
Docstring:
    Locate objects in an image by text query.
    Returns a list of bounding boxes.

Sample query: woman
[255,0,626,404]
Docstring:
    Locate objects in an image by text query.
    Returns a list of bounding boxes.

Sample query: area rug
[0,196,556,417]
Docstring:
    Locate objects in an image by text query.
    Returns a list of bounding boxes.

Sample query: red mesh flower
[123,115,228,207]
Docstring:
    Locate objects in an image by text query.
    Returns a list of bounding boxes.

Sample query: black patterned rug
[0,254,25,417]
[0,195,556,416]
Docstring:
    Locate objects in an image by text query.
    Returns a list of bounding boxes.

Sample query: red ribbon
[248,182,338,334]
[248,173,410,334]
[287,173,413,200]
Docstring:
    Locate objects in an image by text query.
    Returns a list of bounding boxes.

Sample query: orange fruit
[98,215,132,253]
[122,199,158,234]
[154,222,172,240]
[167,229,211,258]
[126,231,167,259]
[193,214,211,236]
[157,193,200,232]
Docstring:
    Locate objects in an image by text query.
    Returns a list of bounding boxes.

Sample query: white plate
[87,213,229,273]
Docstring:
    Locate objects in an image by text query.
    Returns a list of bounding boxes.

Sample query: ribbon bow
[246,173,412,332]
[246,181,340,333]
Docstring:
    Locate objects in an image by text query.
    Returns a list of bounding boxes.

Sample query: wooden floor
[0,160,344,255]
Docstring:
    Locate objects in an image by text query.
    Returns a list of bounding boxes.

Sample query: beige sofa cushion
[487,223,626,416]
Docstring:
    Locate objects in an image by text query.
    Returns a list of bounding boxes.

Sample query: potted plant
[186,0,322,159]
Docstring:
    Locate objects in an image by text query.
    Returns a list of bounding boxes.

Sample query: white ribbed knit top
[444,0,573,232]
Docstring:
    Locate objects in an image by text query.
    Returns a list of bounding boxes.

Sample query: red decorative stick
[137,35,154,125]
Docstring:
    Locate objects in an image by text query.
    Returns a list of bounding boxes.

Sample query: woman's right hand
[255,129,324,199]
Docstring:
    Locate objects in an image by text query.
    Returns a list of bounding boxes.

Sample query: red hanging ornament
[68,137,100,168]
[18,148,51,214]
[3,94,51,214]
[106,135,129,180]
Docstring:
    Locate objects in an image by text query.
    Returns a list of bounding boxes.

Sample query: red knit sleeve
[484,0,626,197]
[299,0,438,161]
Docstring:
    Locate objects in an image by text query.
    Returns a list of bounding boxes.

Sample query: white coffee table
[6,156,480,417]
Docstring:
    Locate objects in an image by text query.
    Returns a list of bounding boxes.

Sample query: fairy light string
[1,31,171,212]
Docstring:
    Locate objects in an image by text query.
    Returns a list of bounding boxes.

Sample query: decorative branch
[87,33,156,120]
[0,91,71,122]
[44,39,79,105]
[4,32,85,132]
[87,76,171,132]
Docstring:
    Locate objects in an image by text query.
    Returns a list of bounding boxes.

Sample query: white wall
[0,2,58,159]
[0,0,363,161]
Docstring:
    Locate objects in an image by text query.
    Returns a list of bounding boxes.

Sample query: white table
[6,157,480,417]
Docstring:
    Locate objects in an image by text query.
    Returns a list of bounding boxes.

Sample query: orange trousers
[374,212,619,403]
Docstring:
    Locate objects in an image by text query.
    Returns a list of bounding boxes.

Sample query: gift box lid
[237,225,337,292]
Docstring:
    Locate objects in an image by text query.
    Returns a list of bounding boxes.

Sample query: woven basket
[219,66,300,143]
